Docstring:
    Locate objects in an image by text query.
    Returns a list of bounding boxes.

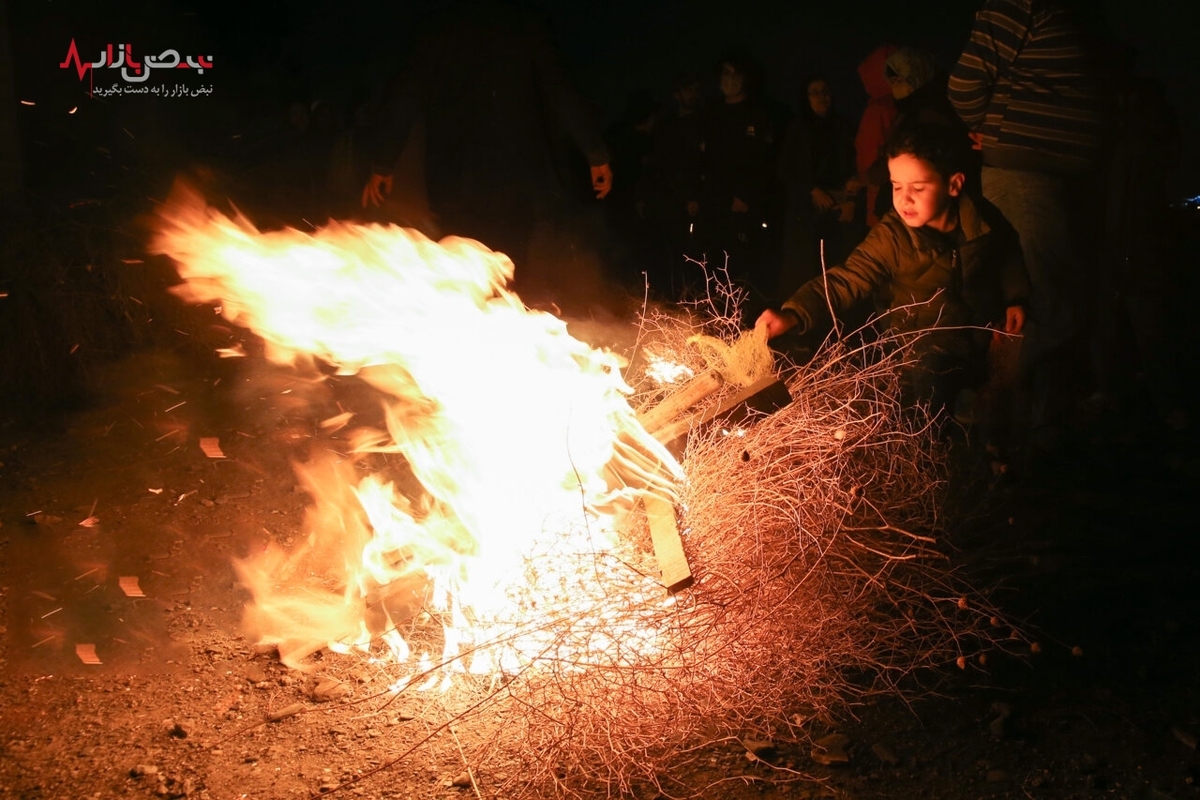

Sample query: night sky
[7,0,1200,196]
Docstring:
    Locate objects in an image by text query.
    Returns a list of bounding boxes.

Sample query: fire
[151,184,683,678]
[644,351,695,386]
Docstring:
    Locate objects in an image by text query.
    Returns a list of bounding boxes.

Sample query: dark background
[7,0,1200,204]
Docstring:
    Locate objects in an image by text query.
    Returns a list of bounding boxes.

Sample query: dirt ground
[2,338,1200,800]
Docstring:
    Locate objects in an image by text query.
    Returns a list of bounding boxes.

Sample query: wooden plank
[636,369,724,435]
[653,374,793,454]
[643,493,693,593]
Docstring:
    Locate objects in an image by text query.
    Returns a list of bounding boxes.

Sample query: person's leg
[899,335,971,420]
[981,166,1082,431]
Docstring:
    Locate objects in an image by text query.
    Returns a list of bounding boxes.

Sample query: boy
[757,123,1029,413]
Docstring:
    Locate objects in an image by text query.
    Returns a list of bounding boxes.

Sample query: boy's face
[888,153,965,233]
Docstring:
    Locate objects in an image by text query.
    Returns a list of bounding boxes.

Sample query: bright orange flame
[152,184,682,675]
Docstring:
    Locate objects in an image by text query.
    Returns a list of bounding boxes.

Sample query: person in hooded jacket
[847,44,899,228]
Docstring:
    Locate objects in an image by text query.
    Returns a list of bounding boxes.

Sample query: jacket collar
[900,193,991,251]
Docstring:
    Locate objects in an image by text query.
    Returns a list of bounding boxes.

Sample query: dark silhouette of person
[602,89,662,292]
[695,48,784,304]
[643,72,706,297]
[1088,44,1190,433]
[777,74,859,301]
[360,0,612,307]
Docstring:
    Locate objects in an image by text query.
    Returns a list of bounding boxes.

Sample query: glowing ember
[152,184,683,677]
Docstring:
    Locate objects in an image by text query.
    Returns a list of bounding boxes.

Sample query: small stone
[988,700,1013,740]
[130,764,159,777]
[871,743,899,766]
[741,737,775,757]
[451,771,472,787]
[986,769,1009,783]
[244,663,268,683]
[1173,726,1198,750]
[312,678,351,702]
[811,733,850,766]
[164,720,190,739]
[989,716,1009,739]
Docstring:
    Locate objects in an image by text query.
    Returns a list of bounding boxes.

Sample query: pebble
[312,678,351,701]
[811,733,850,765]
[871,742,899,766]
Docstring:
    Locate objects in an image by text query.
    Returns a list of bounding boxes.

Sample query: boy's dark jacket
[782,192,1030,344]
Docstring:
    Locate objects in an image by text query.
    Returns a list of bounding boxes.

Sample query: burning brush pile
[151,185,1023,799]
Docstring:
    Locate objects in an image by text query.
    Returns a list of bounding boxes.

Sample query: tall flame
[152,185,683,674]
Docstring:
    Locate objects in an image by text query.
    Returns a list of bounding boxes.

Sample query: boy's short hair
[885,122,969,180]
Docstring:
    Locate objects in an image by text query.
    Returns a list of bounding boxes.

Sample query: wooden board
[636,369,724,435]
[653,374,793,455]
[643,493,693,593]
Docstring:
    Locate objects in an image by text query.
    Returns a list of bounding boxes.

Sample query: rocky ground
[2,341,1199,800]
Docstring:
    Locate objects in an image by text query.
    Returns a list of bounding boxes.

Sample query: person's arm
[361,44,432,207]
[772,222,899,336]
[993,205,1030,333]
[529,19,612,197]
[948,0,1030,128]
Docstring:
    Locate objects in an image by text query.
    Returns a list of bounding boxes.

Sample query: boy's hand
[1004,305,1026,335]
[756,308,798,339]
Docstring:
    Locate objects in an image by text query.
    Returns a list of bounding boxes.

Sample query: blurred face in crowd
[886,66,916,100]
[888,152,964,232]
[806,79,832,118]
[675,81,701,114]
[719,63,746,102]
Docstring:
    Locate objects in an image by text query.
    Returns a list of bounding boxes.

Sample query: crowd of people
[236,0,1188,470]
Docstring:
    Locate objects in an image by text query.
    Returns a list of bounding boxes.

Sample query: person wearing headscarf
[867,47,974,218]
